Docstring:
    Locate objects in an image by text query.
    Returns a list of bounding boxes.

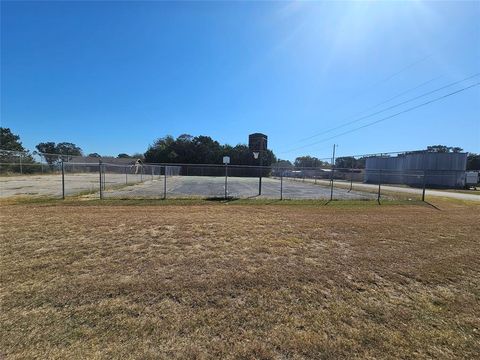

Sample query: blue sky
[1,1,479,161]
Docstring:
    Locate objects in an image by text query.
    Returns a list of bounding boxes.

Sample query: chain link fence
[1,149,473,202]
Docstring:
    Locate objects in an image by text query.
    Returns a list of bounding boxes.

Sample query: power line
[286,55,435,154]
[309,82,480,149]
[280,81,480,154]
[363,76,442,112]
[299,75,442,142]
[297,73,479,143]
[370,54,433,87]
[339,54,433,106]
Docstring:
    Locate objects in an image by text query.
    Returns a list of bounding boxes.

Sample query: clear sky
[1,1,479,161]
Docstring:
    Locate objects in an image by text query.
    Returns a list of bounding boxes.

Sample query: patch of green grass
[1,196,429,208]
[435,188,480,195]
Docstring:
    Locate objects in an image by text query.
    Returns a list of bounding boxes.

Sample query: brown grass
[1,200,479,359]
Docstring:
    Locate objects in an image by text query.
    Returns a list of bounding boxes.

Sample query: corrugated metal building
[365,152,467,188]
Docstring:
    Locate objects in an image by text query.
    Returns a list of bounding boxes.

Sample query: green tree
[273,159,294,169]
[334,156,367,169]
[56,142,83,157]
[335,156,355,169]
[35,142,58,164]
[355,157,367,169]
[0,128,36,172]
[117,153,131,158]
[0,127,26,151]
[467,153,480,170]
[144,135,176,163]
[131,153,144,160]
[426,145,464,153]
[294,156,328,168]
[192,136,222,164]
[88,153,101,158]
[144,134,277,168]
[36,142,83,164]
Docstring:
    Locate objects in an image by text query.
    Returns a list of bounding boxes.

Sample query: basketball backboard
[248,133,268,152]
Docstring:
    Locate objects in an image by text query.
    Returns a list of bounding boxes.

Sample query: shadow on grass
[423,200,442,211]
[205,196,240,203]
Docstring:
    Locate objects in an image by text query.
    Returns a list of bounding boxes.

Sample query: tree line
[144,134,276,166]
[1,127,479,170]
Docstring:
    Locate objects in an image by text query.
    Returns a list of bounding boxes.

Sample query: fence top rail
[2,160,468,175]
[0,148,78,158]
[100,161,277,169]
[64,162,102,166]
[98,162,336,170]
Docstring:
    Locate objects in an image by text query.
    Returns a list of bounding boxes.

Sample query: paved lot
[0,173,374,200]
[103,176,376,200]
[0,173,144,198]
[2,173,477,201]
[306,179,480,202]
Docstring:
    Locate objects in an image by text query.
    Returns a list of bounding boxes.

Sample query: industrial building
[365,152,468,188]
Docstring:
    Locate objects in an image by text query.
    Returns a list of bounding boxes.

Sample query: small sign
[223,156,230,164]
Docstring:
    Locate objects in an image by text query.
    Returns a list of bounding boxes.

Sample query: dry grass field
[1,199,479,359]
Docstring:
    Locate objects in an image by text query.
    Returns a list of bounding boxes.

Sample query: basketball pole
[258,136,264,196]
[259,151,263,196]
[224,163,228,199]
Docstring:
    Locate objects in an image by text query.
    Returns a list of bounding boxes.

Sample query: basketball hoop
[253,152,260,159]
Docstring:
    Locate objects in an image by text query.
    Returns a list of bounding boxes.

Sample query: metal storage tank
[423,153,461,187]
[364,156,404,184]
[365,152,467,188]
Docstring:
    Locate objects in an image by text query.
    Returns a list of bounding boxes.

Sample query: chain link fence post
[377,169,382,204]
[329,167,335,202]
[422,169,426,202]
[163,165,167,200]
[280,170,283,200]
[99,160,103,200]
[103,165,106,191]
[61,160,65,199]
[330,144,336,202]
[349,158,354,192]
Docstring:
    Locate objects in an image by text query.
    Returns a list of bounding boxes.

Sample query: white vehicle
[465,171,479,188]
